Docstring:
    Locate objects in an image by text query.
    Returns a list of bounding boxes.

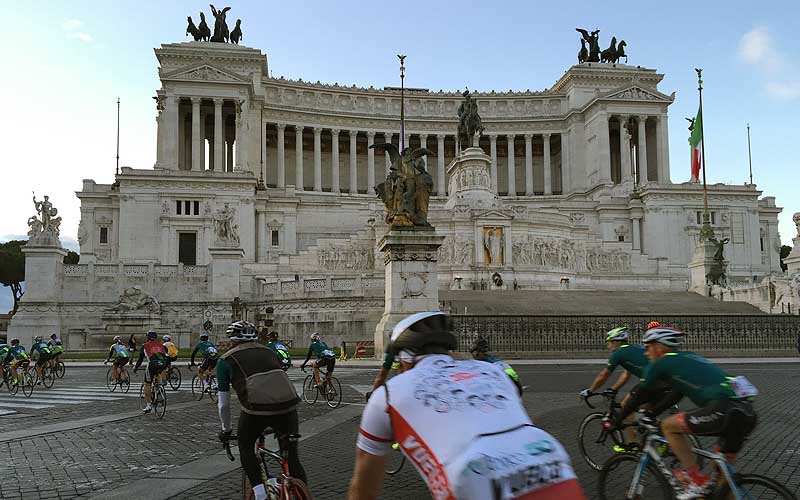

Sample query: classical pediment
[473,209,514,221]
[162,63,247,84]
[604,85,673,102]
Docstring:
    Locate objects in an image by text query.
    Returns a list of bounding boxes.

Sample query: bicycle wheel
[597,453,674,500]
[120,370,131,393]
[42,366,55,388]
[22,372,34,398]
[282,478,313,500]
[325,376,342,409]
[106,368,117,392]
[713,473,797,500]
[154,385,167,419]
[138,383,148,410]
[8,373,18,395]
[302,375,318,405]
[55,361,65,379]
[168,367,181,390]
[578,412,624,471]
[191,375,204,401]
[386,446,406,476]
[208,376,218,403]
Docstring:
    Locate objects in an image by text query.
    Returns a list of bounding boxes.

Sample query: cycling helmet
[146,330,157,340]
[605,327,630,342]
[310,332,321,342]
[647,321,662,329]
[34,335,43,342]
[199,332,209,340]
[642,326,685,347]
[268,331,279,341]
[9,338,19,345]
[227,321,257,341]
[387,311,457,357]
[163,335,172,342]
[469,338,490,353]
[50,333,57,339]
[113,336,122,342]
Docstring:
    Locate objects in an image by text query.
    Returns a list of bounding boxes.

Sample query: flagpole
[398,55,406,151]
[746,123,753,185]
[696,68,714,241]
[116,98,120,177]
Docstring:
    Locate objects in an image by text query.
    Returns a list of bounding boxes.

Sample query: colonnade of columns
[607,114,669,185]
[169,97,243,172]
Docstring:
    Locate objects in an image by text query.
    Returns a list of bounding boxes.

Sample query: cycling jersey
[484,354,521,383]
[30,341,53,360]
[303,341,335,366]
[606,344,648,378]
[0,344,9,365]
[134,340,167,368]
[164,341,178,358]
[357,355,584,500]
[191,341,218,365]
[266,341,291,368]
[382,351,399,371]
[8,345,29,362]
[107,344,130,360]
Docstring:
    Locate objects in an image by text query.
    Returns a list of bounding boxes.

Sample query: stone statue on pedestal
[706,236,730,286]
[28,194,62,245]
[212,202,240,246]
[457,89,483,148]
[105,286,161,315]
[209,4,231,42]
[230,19,243,44]
[372,144,433,228]
[198,12,211,41]
[576,28,601,63]
[186,16,202,41]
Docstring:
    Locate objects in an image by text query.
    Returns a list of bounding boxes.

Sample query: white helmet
[643,326,685,347]
[605,326,630,342]
[113,336,122,342]
[163,335,172,342]
[310,332,321,342]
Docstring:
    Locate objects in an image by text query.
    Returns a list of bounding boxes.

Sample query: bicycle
[104,361,131,393]
[138,375,167,419]
[223,429,312,500]
[189,366,218,402]
[385,442,405,476]
[8,359,35,397]
[52,358,66,379]
[300,366,341,409]
[34,363,56,389]
[597,416,796,499]
[162,363,182,391]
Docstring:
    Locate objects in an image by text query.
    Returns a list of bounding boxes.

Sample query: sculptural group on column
[373,144,433,228]
[186,5,243,44]
[28,194,62,244]
[576,28,627,64]
[457,89,484,148]
[212,202,240,246]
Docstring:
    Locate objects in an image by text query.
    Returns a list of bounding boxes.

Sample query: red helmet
[647,321,661,329]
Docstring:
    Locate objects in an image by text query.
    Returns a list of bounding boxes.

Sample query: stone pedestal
[688,240,722,296]
[445,147,499,211]
[209,247,245,300]
[784,234,800,275]
[373,229,445,356]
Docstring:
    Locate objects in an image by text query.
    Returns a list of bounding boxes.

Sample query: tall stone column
[600,113,612,184]
[213,99,223,172]
[276,123,286,188]
[620,116,632,181]
[163,94,180,170]
[543,133,552,195]
[226,138,234,173]
[261,119,267,182]
[349,130,358,194]
[506,134,516,196]
[367,132,376,195]
[560,131,570,194]
[489,134,498,193]
[384,132,393,175]
[234,100,248,172]
[637,116,649,184]
[313,127,323,191]
[295,125,304,190]
[524,134,534,195]
[436,134,446,195]
[655,115,667,183]
[419,134,428,178]
[257,211,266,262]
[191,98,202,171]
[331,129,340,193]
[403,133,410,151]
[659,114,671,183]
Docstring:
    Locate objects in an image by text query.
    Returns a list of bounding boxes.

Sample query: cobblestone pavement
[0,364,797,499]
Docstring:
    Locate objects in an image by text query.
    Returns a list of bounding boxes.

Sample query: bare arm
[610,371,631,392]
[348,448,387,500]
[587,368,611,393]
[370,368,389,391]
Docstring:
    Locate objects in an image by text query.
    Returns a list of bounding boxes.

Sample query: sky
[0,0,798,311]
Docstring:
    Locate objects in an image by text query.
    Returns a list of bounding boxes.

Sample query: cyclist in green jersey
[6,339,31,385]
[30,336,54,385]
[469,338,523,395]
[265,331,291,371]
[190,332,219,381]
[0,343,10,386]
[48,333,65,369]
[616,326,758,500]
[300,333,336,387]
[104,336,130,383]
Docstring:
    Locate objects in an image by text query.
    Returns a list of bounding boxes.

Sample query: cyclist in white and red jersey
[133,330,169,413]
[348,311,585,500]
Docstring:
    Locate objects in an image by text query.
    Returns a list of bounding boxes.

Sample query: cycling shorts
[167,356,178,364]
[314,356,335,373]
[146,358,168,383]
[677,399,757,454]
[200,357,218,370]
[36,353,53,366]
[113,357,129,368]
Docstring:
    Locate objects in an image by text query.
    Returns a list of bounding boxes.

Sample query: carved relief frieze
[511,235,632,273]
[318,243,375,271]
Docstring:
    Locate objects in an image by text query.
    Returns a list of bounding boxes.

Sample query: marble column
[419,134,428,179]
[331,129,340,193]
[660,114,671,183]
[295,125,304,190]
[234,101,247,172]
[276,123,286,188]
[257,211,266,262]
[403,133,410,151]
[489,134,498,193]
[313,127,322,191]
[191,98,202,171]
[436,134,446,195]
[213,99,223,172]
[506,134,516,196]
[162,95,179,170]
[524,133,534,195]
[226,139,234,172]
[349,130,358,194]
[655,115,665,183]
[367,132,376,195]
[600,113,612,184]
[620,116,632,181]
[543,133,552,195]
[560,131,570,194]
[637,116,648,184]
[261,119,267,182]
[384,132,393,175]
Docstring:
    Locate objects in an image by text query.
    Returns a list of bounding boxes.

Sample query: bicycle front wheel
[302,375,318,405]
[282,478,313,500]
[168,367,181,390]
[154,385,167,419]
[578,412,623,471]
[325,376,342,409]
[597,453,674,500]
[42,366,55,388]
[120,370,131,393]
[191,375,204,401]
[208,376,218,403]
[8,373,18,395]
[106,368,117,392]
[386,447,406,476]
[714,473,797,500]
[22,372,34,398]
[55,361,65,379]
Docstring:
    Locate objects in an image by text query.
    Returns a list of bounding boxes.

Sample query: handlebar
[581,389,617,409]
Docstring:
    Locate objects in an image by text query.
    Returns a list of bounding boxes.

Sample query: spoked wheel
[42,366,55,388]
[302,375,318,405]
[22,372,34,398]
[597,453,674,500]
[191,375,204,401]
[386,445,406,476]
[106,368,117,392]
[8,373,19,395]
[713,473,797,500]
[282,478,313,500]
[324,376,342,409]
[119,370,131,393]
[153,384,167,419]
[168,367,181,390]
[138,383,148,410]
[578,412,625,471]
[208,376,218,403]
[54,361,65,379]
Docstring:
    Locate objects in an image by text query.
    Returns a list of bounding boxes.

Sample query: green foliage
[64,251,80,265]
[780,245,792,272]
[0,240,26,313]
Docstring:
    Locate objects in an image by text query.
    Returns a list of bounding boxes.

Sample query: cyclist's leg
[327,356,336,379]
[312,359,321,385]
[237,411,271,495]
[144,362,155,402]
[269,409,308,484]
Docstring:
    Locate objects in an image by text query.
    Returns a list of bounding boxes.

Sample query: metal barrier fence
[452,315,800,354]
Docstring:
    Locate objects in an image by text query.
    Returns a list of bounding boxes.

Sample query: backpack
[166,342,178,357]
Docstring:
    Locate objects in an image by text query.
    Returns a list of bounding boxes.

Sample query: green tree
[64,251,80,265]
[780,245,792,272]
[0,240,25,314]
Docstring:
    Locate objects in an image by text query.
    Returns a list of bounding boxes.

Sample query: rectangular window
[99,227,108,244]
[710,211,716,225]
[760,237,764,252]
[696,211,701,224]
[176,200,182,215]
[618,235,625,242]
[184,200,191,216]
[178,232,197,265]
[271,230,279,246]
[193,201,200,215]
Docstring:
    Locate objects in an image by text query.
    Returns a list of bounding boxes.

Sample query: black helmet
[387,311,456,357]
[268,331,279,341]
[199,332,209,340]
[146,330,157,340]
[469,338,490,353]
[226,321,257,341]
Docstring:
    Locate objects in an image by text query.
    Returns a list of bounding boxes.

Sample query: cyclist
[163,335,179,368]
[190,332,219,382]
[300,333,336,388]
[0,342,9,386]
[6,339,31,385]
[469,338,523,395]
[349,311,586,500]
[30,335,54,385]
[216,321,306,500]
[48,333,65,368]
[265,331,291,371]
[133,330,169,413]
[104,336,130,383]
[615,326,758,500]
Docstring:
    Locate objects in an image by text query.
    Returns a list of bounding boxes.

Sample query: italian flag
[689,107,702,182]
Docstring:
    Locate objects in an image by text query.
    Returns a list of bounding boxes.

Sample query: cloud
[68,32,94,43]
[739,27,799,100]
[62,18,93,43]
[62,19,82,30]
[766,81,800,99]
